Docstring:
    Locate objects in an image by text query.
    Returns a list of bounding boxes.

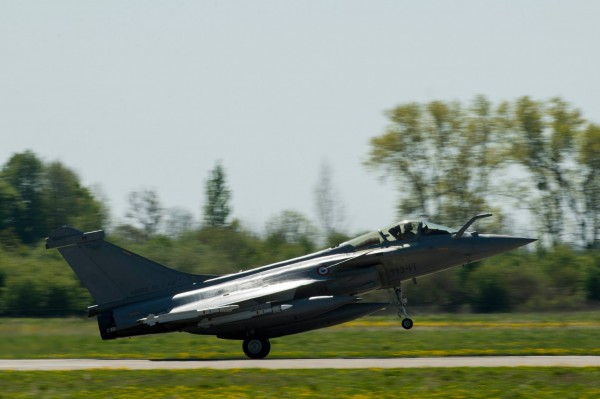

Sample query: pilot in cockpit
[401,222,416,239]
[389,222,416,241]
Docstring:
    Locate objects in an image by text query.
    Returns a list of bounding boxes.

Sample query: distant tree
[88,184,112,230]
[365,97,498,227]
[0,180,22,246]
[164,207,195,237]
[192,221,263,274]
[125,189,163,238]
[578,124,600,247]
[0,151,46,244]
[203,162,231,228]
[314,161,345,245]
[507,97,585,246]
[0,152,107,244]
[43,161,105,232]
[265,210,318,248]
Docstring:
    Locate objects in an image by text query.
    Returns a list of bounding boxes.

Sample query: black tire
[401,318,413,330]
[242,336,271,359]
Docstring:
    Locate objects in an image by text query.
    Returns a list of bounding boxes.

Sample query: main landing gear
[394,286,413,330]
[242,336,271,359]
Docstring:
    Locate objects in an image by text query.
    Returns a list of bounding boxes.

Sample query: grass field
[1,368,600,398]
[1,312,599,359]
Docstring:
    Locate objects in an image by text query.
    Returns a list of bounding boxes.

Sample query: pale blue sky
[1,1,599,234]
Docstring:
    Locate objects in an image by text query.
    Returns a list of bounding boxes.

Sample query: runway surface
[2,356,600,370]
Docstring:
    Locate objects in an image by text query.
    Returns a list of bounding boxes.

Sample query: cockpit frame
[342,220,456,251]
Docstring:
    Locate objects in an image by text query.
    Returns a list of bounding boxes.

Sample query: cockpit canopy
[342,220,456,251]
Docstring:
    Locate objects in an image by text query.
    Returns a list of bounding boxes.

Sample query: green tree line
[366,96,600,247]
[0,96,599,316]
[0,151,106,246]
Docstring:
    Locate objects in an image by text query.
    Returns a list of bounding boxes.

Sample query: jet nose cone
[494,236,537,249]
[515,237,537,247]
[470,235,537,259]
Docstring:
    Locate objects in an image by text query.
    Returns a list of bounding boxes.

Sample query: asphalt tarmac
[1,356,599,370]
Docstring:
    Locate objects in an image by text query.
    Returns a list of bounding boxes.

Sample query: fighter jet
[46,213,534,359]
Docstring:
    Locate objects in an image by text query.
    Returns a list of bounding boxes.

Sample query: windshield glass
[344,231,382,251]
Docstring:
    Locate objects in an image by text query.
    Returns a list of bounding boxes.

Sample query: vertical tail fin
[46,226,214,308]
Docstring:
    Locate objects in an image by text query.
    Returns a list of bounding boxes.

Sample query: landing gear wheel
[242,336,271,359]
[393,286,414,330]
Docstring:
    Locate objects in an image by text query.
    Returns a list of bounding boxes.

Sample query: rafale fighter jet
[46,213,534,359]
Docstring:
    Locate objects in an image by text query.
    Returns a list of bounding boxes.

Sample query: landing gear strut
[242,336,271,359]
[394,286,413,330]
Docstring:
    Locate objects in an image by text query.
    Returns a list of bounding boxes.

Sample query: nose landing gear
[394,286,413,330]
